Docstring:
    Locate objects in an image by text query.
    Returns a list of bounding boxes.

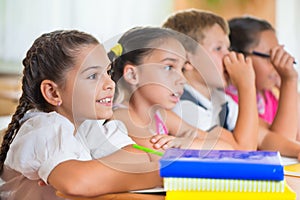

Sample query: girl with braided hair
[0,30,161,199]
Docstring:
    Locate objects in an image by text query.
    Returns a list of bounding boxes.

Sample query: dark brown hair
[108,27,181,102]
[0,30,99,174]
[228,16,274,53]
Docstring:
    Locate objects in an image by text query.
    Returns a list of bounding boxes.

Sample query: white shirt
[173,84,238,131]
[1,111,134,200]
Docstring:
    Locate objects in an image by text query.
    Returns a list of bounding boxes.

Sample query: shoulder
[10,112,75,153]
[5,112,87,180]
[81,119,128,138]
[80,120,134,158]
[7,112,77,160]
[18,111,74,139]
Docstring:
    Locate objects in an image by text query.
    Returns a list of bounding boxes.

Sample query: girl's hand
[223,52,255,89]
[150,134,195,149]
[270,45,297,81]
[150,135,176,150]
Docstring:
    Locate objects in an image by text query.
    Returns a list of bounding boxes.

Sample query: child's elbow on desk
[48,160,118,197]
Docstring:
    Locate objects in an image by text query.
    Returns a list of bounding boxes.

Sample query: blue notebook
[160,149,284,180]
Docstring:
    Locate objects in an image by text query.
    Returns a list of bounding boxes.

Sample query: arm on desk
[48,148,162,197]
[258,124,300,159]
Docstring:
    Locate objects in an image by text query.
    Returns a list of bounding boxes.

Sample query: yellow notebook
[165,184,296,200]
[284,163,300,177]
[164,177,285,192]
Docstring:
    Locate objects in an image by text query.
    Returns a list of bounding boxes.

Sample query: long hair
[0,30,99,174]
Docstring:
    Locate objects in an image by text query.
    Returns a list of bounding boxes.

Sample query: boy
[163,9,300,159]
[163,9,258,150]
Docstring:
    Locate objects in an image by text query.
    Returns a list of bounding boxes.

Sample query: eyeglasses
[250,51,297,64]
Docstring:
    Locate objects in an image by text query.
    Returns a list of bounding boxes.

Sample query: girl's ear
[40,80,62,107]
[123,64,139,85]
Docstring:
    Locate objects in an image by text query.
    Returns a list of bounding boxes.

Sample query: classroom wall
[173,0,299,71]
[0,0,299,116]
[173,0,276,26]
[1,0,298,75]
[276,0,300,73]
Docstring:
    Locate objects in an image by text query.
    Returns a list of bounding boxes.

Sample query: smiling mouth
[96,97,113,103]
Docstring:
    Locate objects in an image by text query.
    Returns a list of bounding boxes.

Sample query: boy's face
[200,23,230,87]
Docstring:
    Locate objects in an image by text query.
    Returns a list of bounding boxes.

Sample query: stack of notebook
[160,148,296,200]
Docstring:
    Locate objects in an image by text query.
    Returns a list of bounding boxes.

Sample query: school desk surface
[286,175,300,200]
[56,191,165,200]
[57,175,300,200]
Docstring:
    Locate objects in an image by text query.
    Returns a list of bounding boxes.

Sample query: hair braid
[0,95,32,174]
[0,30,99,174]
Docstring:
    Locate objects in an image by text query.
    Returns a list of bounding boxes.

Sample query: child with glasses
[163,9,300,160]
[162,9,258,151]
[226,16,299,141]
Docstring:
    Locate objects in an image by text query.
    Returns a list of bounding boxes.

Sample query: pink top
[225,85,278,124]
[154,112,168,135]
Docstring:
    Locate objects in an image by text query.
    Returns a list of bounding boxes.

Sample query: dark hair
[0,30,99,174]
[228,16,274,53]
[108,27,181,102]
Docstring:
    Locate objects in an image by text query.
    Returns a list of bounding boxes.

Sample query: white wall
[1,0,299,74]
[276,0,300,71]
[0,0,173,73]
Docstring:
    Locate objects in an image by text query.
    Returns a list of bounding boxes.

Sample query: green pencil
[132,144,164,156]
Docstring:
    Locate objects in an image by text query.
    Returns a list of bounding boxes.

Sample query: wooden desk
[286,175,300,200]
[56,191,165,200]
[58,175,300,200]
